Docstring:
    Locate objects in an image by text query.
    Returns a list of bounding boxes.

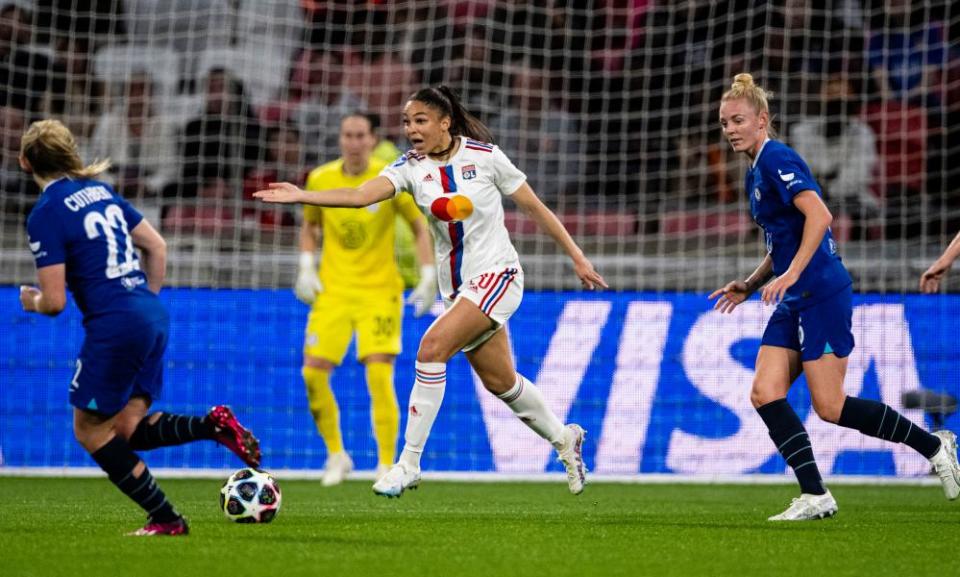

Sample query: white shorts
[443,266,523,352]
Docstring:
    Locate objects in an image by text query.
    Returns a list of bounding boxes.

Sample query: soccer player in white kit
[256,86,607,497]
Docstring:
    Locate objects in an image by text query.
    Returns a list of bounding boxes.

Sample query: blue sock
[757,399,826,495]
[838,396,942,459]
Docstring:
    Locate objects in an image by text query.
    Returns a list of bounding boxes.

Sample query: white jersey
[380,137,525,299]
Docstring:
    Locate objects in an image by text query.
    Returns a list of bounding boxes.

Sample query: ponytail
[409,85,495,144]
[21,119,111,179]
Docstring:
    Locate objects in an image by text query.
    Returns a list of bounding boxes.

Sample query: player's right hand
[574,257,608,291]
[294,252,322,305]
[253,182,304,204]
[709,280,750,314]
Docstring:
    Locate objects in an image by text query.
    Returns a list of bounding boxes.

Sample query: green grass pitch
[0,477,956,577]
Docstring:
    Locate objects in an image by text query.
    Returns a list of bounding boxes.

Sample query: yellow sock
[302,366,343,455]
[365,362,400,466]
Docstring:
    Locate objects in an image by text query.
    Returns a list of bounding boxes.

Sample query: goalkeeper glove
[294,252,323,305]
[406,264,437,317]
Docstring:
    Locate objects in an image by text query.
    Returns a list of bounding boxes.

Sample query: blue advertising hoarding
[1,287,957,477]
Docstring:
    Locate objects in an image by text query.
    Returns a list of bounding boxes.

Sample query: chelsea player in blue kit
[711,74,960,521]
[18,120,262,536]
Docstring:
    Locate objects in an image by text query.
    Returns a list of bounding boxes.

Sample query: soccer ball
[220,468,282,523]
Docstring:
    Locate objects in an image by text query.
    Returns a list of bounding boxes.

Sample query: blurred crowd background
[1,0,958,291]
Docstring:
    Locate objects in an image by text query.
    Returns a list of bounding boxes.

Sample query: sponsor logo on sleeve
[779,169,804,189]
[28,237,47,259]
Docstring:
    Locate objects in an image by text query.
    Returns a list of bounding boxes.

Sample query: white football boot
[556,424,587,495]
[372,463,421,498]
[929,430,960,500]
[321,452,354,487]
[375,463,391,482]
[768,491,838,521]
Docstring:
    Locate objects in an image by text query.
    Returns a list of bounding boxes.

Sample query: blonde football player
[297,113,435,486]
[258,86,607,498]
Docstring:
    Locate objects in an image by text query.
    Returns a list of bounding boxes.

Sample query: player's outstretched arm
[254,177,396,208]
[130,219,167,294]
[921,229,960,293]
[20,264,67,316]
[709,254,773,314]
[509,182,608,290]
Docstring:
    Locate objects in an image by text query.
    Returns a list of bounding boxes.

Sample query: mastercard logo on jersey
[431,195,474,222]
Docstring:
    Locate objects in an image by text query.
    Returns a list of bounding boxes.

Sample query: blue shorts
[71,316,169,415]
[761,285,854,362]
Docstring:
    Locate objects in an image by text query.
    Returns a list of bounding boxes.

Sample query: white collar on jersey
[752,138,771,168]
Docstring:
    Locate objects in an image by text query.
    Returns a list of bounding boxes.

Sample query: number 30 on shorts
[372,316,395,337]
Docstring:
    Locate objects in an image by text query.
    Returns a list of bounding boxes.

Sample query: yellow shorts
[303,291,403,364]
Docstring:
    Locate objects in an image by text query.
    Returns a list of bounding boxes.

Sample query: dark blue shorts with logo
[70,313,168,415]
[760,284,854,362]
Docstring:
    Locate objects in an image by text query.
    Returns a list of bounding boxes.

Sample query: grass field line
[0,466,942,485]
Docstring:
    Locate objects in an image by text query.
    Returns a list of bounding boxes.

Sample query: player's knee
[303,357,335,372]
[72,420,105,452]
[416,336,453,363]
[301,368,334,409]
[750,381,788,409]
[812,396,843,423]
[72,421,91,447]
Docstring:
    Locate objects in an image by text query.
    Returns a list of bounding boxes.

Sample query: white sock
[497,373,565,446]
[398,361,446,471]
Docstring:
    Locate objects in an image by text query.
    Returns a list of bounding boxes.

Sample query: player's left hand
[574,257,608,291]
[920,259,951,293]
[760,269,799,306]
[253,182,304,204]
[406,265,437,317]
[19,285,41,313]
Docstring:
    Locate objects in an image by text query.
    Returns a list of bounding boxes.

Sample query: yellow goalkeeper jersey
[303,158,423,295]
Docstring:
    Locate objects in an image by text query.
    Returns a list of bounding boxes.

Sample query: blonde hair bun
[732,73,755,88]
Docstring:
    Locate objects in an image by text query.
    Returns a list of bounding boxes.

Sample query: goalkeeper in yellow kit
[296,113,435,486]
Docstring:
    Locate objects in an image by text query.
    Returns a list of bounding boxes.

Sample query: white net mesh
[2,1,958,291]
[1,1,959,475]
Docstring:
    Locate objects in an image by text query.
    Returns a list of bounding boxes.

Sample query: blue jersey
[745,140,851,309]
[25,178,166,328]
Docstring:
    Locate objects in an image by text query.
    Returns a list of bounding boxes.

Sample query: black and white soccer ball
[220,468,282,523]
